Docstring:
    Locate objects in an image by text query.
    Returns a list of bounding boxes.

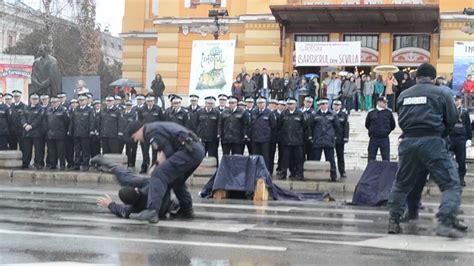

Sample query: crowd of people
[228,67,466,114]
[0,66,471,185]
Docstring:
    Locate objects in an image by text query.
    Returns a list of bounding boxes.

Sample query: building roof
[270,4,440,33]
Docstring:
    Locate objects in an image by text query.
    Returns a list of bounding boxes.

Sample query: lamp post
[207,9,229,40]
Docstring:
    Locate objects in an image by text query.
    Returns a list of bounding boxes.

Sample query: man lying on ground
[92,155,179,219]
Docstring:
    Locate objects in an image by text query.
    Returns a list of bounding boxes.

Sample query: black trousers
[252,142,271,172]
[276,142,283,172]
[304,141,313,160]
[245,140,253,155]
[269,142,277,175]
[451,138,467,183]
[0,135,8,150]
[125,141,138,167]
[47,139,66,168]
[281,145,304,178]
[90,136,101,158]
[368,137,390,161]
[203,141,219,159]
[335,143,346,176]
[313,147,337,180]
[147,142,205,215]
[101,137,120,154]
[74,137,91,168]
[141,141,157,167]
[8,135,22,151]
[22,137,44,168]
[222,143,244,155]
[118,140,125,154]
[65,136,75,167]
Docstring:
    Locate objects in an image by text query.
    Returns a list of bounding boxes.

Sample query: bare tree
[77,0,102,75]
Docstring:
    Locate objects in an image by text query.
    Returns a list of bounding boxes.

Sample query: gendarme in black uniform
[365,100,395,161]
[387,63,463,238]
[22,94,46,169]
[99,98,123,154]
[218,97,249,155]
[137,97,164,173]
[449,98,472,187]
[127,121,205,223]
[45,99,69,170]
[0,99,10,150]
[196,97,219,160]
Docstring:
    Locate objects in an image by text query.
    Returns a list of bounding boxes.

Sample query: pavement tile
[12,170,34,183]
[0,169,12,181]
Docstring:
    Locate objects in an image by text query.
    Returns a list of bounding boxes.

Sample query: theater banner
[189,40,236,101]
[0,54,34,101]
[295,41,361,67]
[453,41,474,95]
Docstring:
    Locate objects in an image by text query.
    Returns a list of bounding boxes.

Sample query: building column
[155,26,180,95]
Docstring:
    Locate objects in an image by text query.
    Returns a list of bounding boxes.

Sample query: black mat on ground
[351,161,398,206]
[199,155,331,201]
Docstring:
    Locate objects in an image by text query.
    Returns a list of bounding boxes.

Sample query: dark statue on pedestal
[30,44,61,96]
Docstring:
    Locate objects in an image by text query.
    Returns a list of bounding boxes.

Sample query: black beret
[416,63,437,79]
[127,120,144,138]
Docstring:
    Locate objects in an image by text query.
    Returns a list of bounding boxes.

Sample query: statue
[31,44,61,96]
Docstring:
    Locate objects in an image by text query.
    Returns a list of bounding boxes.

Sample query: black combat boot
[388,219,402,234]
[436,218,465,238]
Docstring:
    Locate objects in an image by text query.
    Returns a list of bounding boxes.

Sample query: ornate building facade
[121,0,473,95]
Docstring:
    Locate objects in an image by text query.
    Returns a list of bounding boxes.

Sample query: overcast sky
[20,0,125,36]
[96,0,125,36]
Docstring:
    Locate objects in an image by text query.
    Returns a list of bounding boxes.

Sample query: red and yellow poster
[0,55,34,101]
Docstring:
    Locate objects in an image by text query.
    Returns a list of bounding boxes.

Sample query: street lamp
[206,9,229,40]
[461,8,474,35]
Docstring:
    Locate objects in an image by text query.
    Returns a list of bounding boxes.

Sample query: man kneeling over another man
[96,121,205,224]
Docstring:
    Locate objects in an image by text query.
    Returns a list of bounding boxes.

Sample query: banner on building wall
[0,54,34,102]
[453,41,474,95]
[295,41,361,67]
[189,40,236,100]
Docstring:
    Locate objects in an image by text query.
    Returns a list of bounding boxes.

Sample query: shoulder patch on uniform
[403,96,427,106]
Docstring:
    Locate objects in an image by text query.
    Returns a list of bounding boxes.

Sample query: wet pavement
[0,182,473,265]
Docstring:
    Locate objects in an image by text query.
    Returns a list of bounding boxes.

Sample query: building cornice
[153,14,275,25]
[119,32,158,39]
[440,14,474,21]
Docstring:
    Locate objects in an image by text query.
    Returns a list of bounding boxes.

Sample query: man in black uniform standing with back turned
[388,63,464,238]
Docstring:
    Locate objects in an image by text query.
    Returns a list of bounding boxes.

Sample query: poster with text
[0,54,34,102]
[453,41,474,95]
[295,41,361,67]
[189,40,236,102]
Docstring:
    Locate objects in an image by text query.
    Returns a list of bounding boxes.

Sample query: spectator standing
[463,74,474,109]
[270,72,284,100]
[363,75,375,110]
[288,70,300,101]
[242,74,257,99]
[258,68,271,99]
[341,76,356,112]
[354,73,362,111]
[237,66,247,82]
[282,72,290,99]
[231,75,244,101]
[384,73,398,110]
[252,69,261,85]
[325,72,342,107]
[151,74,166,108]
